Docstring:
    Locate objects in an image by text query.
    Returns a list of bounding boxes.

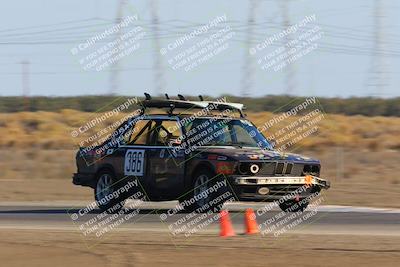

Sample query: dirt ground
[0,230,399,267]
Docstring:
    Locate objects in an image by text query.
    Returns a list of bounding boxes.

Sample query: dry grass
[0,110,399,151]
[248,112,400,152]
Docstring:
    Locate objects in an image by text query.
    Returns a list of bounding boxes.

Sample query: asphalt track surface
[0,201,399,237]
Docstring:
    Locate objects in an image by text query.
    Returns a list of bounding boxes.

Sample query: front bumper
[229,175,330,201]
[234,175,330,189]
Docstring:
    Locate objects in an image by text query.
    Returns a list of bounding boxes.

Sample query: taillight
[216,162,235,175]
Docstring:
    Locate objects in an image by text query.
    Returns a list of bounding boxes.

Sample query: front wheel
[179,169,229,213]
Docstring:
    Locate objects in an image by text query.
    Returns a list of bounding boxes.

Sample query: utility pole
[21,60,30,111]
[241,0,257,97]
[109,0,126,95]
[280,0,295,95]
[150,0,165,96]
[367,0,387,97]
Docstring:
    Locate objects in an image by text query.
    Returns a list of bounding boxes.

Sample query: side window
[152,120,182,146]
[128,120,153,145]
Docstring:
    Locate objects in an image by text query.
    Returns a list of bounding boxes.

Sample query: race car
[73,93,330,213]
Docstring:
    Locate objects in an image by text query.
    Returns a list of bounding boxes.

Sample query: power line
[2,18,400,50]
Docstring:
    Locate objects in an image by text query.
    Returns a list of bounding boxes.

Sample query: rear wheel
[179,169,229,213]
[94,170,125,213]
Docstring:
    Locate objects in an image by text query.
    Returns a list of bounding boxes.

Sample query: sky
[0,0,399,98]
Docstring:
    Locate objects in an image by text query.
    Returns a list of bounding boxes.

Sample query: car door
[146,118,185,199]
[114,118,154,196]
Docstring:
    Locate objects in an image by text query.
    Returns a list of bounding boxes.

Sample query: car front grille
[238,162,320,177]
[275,162,285,174]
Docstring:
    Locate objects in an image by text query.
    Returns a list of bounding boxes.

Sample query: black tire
[279,199,309,212]
[179,169,229,213]
[94,170,126,213]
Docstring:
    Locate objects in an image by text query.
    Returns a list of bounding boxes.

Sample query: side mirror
[269,139,277,148]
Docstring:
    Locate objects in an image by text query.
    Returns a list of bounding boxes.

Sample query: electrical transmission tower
[109,0,127,95]
[241,0,258,97]
[280,0,295,95]
[150,0,165,97]
[367,0,388,97]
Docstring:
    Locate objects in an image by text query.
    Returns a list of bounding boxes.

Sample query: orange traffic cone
[219,210,235,237]
[244,208,259,234]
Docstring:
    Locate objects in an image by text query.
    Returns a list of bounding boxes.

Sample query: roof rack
[140,93,246,117]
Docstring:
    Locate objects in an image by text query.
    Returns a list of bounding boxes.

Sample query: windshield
[183,118,273,150]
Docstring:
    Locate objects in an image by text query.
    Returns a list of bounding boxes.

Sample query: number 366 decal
[124,149,145,176]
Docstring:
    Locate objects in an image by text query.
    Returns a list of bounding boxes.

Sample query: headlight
[250,164,260,174]
[238,162,261,175]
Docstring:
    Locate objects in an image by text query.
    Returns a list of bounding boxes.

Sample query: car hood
[200,146,320,164]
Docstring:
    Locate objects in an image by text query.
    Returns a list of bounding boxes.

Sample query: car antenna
[144,92,152,100]
[178,94,186,101]
[165,93,170,100]
[198,95,204,101]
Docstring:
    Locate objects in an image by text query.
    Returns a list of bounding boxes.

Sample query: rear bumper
[72,173,95,188]
[229,175,330,202]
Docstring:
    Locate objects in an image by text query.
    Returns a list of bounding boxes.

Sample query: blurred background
[0,0,399,208]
